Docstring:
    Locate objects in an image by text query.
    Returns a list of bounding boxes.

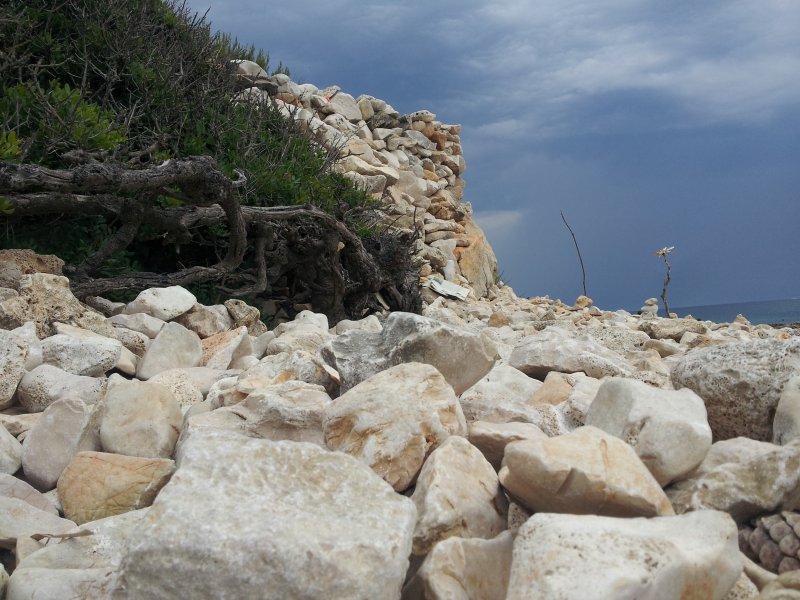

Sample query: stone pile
[231,60,499,301]
[2,247,800,598]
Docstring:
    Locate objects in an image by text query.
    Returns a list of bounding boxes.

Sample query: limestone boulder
[640,317,708,341]
[58,451,174,524]
[402,532,513,600]
[21,398,101,491]
[686,437,777,479]
[333,314,382,334]
[499,426,674,517]
[224,298,267,335]
[667,440,800,522]
[173,303,233,338]
[201,326,250,369]
[7,508,146,599]
[671,338,800,441]
[327,91,362,121]
[0,330,27,409]
[454,215,497,299]
[148,368,204,408]
[265,320,332,356]
[186,381,332,446]
[41,332,121,377]
[585,377,712,485]
[458,362,542,423]
[136,321,203,380]
[123,285,196,321]
[0,249,63,289]
[53,322,137,375]
[0,496,76,541]
[773,374,800,445]
[11,321,42,370]
[0,273,113,338]
[0,412,40,438]
[529,371,576,406]
[506,511,740,600]
[120,430,417,600]
[0,473,58,515]
[108,312,166,338]
[322,312,498,395]
[99,378,182,458]
[324,363,466,491]
[225,350,339,401]
[509,327,633,379]
[1,424,22,475]
[468,421,548,470]
[411,436,507,555]
[17,364,106,413]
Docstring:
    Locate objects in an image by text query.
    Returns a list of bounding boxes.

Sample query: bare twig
[655,246,674,317]
[560,210,587,297]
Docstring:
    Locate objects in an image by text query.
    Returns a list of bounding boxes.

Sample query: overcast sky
[187,0,800,310]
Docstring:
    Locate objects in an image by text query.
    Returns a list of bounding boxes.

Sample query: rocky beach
[2,66,800,600]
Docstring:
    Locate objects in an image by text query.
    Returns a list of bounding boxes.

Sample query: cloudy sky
[187,0,800,310]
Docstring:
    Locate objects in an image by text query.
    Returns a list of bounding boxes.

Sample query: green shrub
[0,0,377,276]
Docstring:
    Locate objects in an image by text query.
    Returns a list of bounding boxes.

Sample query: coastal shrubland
[0,0,418,321]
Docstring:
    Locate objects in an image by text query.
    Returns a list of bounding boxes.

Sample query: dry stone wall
[232,60,499,300]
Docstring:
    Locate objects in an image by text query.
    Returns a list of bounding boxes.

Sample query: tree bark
[1,157,388,320]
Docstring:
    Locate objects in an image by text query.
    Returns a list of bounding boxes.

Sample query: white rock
[411,436,506,555]
[667,439,800,522]
[11,321,42,370]
[403,531,513,600]
[327,91,362,121]
[506,511,740,600]
[0,496,76,541]
[0,412,40,438]
[230,350,339,400]
[16,364,105,412]
[585,377,712,485]
[136,321,202,380]
[324,362,467,491]
[123,285,196,321]
[148,368,204,408]
[0,273,114,338]
[0,472,58,514]
[201,326,249,369]
[185,381,331,446]
[0,330,27,409]
[586,324,651,355]
[459,362,542,423]
[671,338,800,441]
[322,311,498,395]
[773,374,800,445]
[337,154,400,185]
[266,320,332,356]
[108,312,166,338]
[173,303,233,338]
[1,424,22,475]
[7,508,146,599]
[120,430,417,599]
[468,421,548,470]
[21,398,101,491]
[100,378,182,458]
[509,327,633,379]
[333,314,382,334]
[41,332,121,377]
[499,426,674,517]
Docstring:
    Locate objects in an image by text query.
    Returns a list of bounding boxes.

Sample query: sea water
[672,298,800,325]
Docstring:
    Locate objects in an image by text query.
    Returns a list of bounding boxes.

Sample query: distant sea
[670,298,800,326]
